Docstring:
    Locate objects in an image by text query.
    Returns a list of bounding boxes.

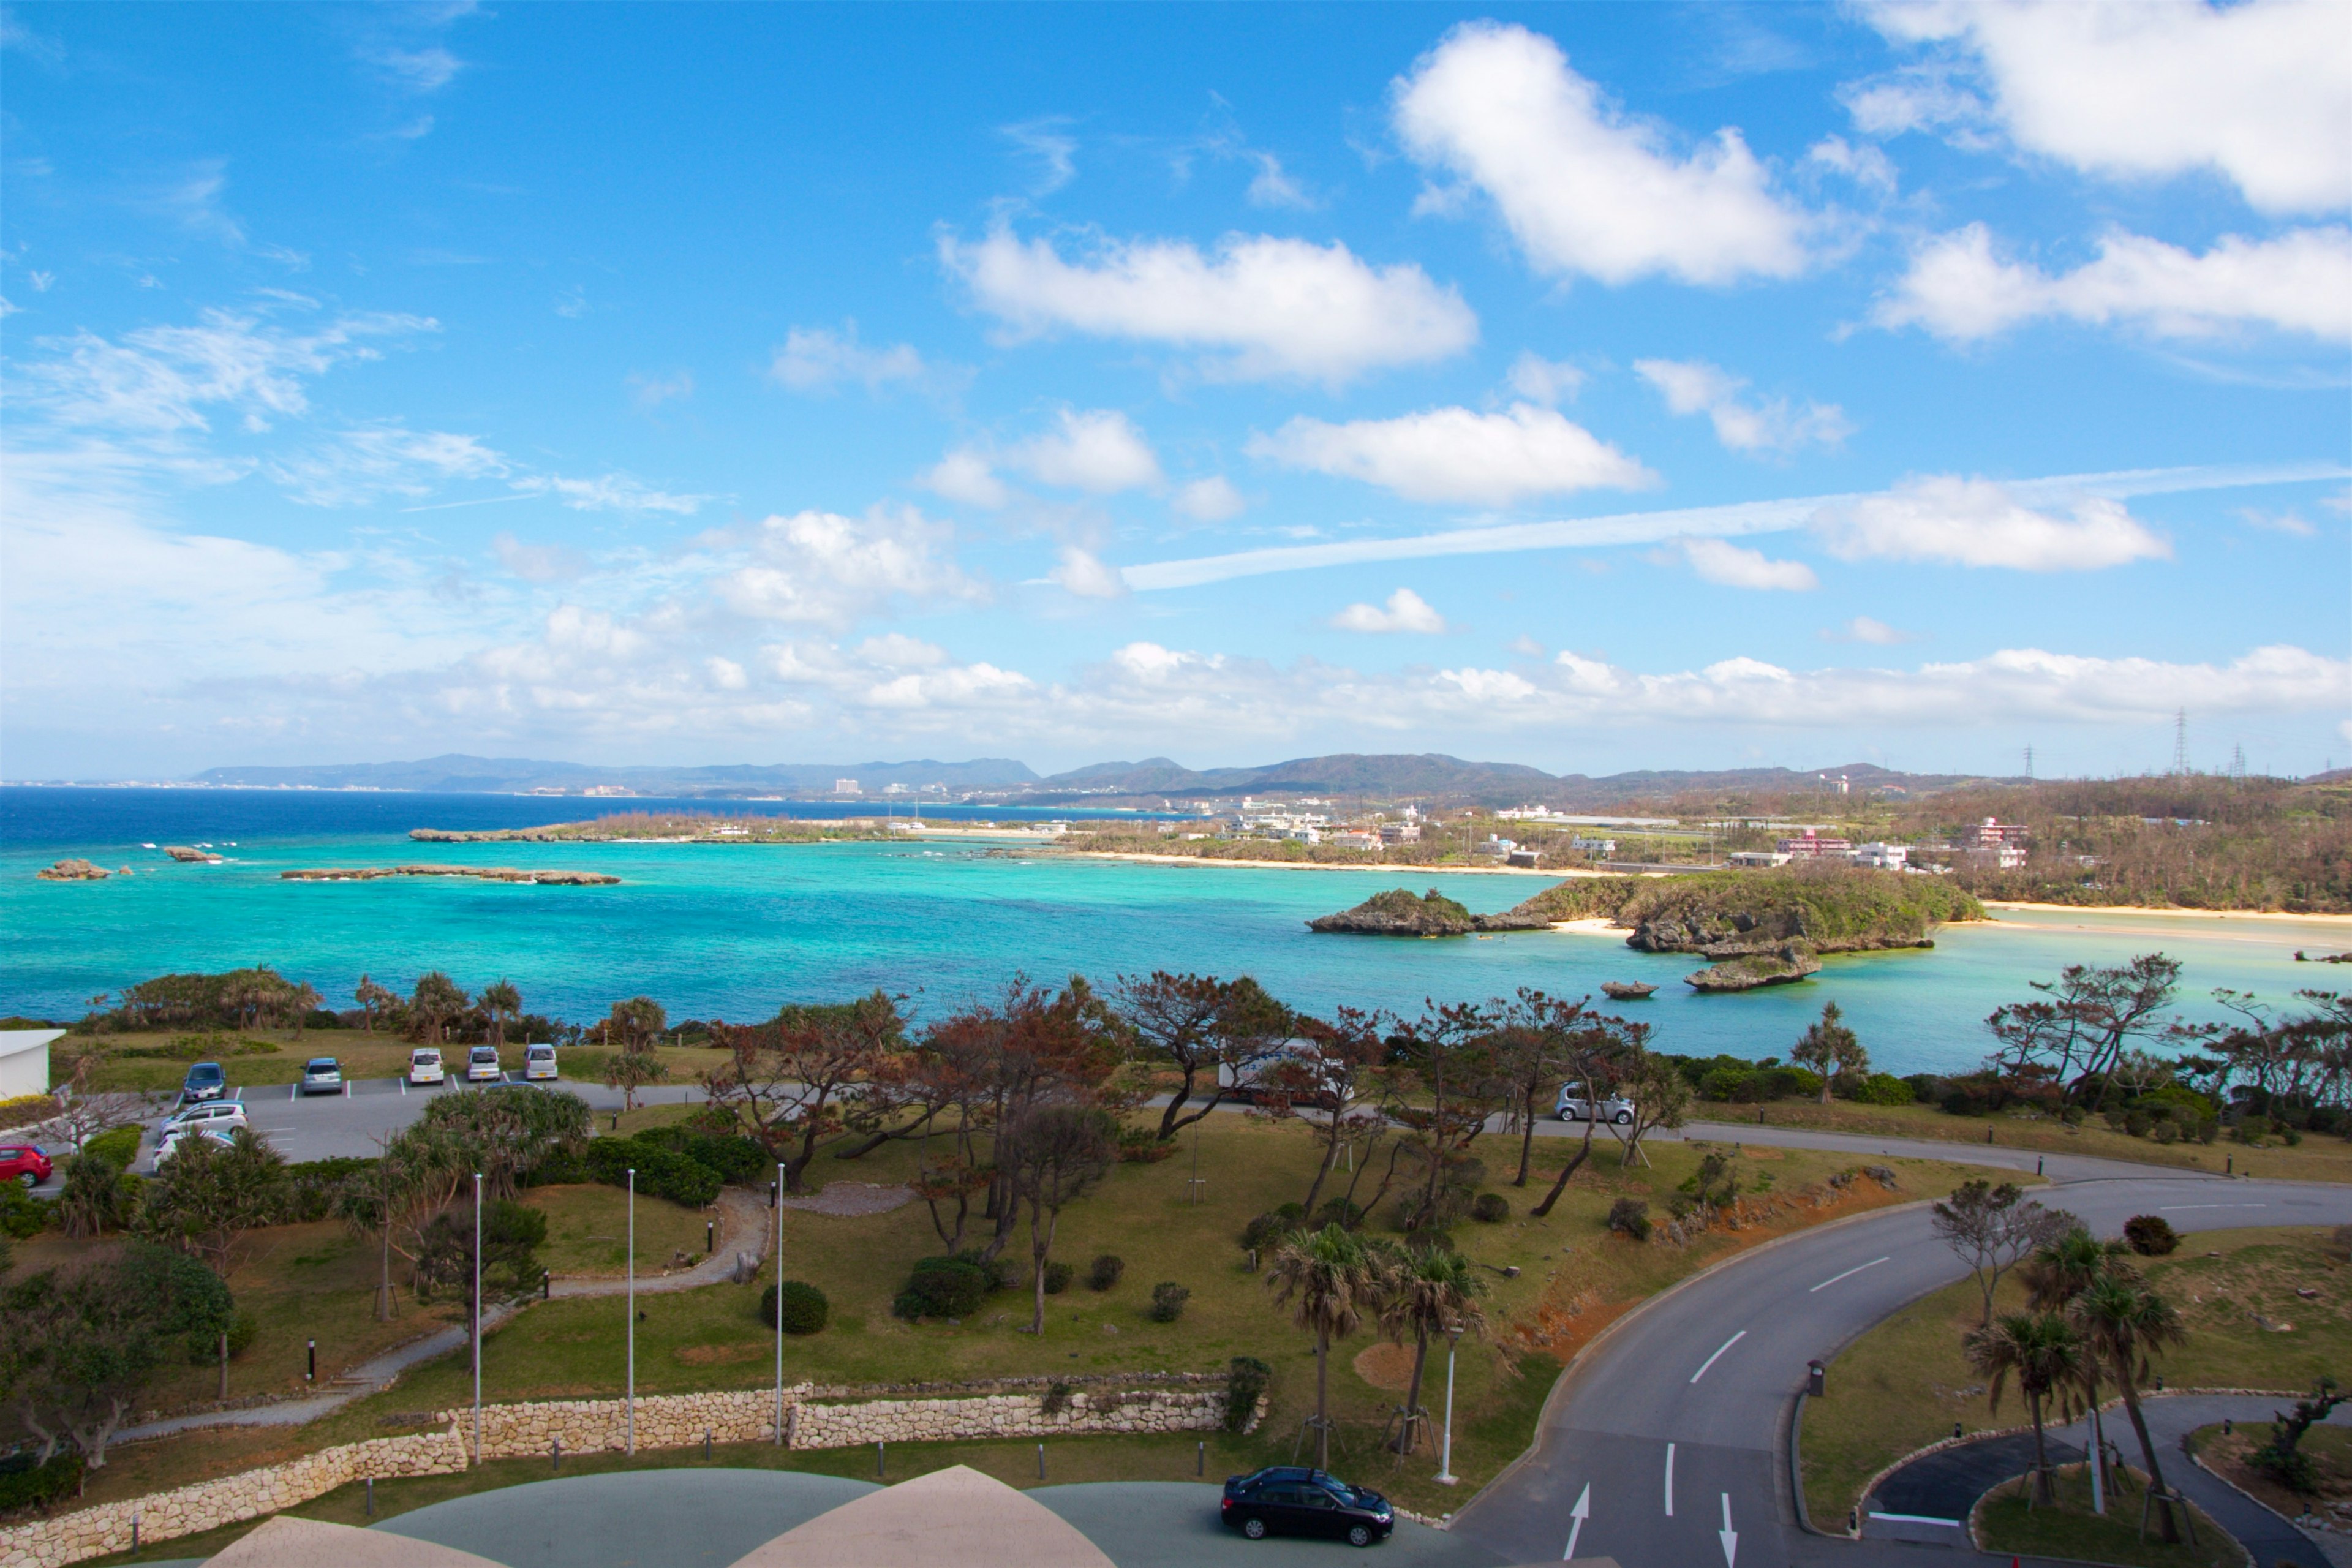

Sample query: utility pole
[2023,745,2033,781]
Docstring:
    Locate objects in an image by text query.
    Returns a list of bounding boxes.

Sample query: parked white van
[524,1043,559,1082]
[408,1047,445,1086]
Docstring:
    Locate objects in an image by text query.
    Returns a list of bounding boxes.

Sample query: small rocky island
[282,865,620,886]
[36,858,110,881]
[412,811,880,845]
[1309,865,1980,991]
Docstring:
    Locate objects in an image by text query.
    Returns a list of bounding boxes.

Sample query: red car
[0,1144,53,1189]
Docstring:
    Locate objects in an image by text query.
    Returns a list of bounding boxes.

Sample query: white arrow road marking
[1664,1443,1675,1517]
[1690,1329,1747,1384]
[1562,1482,1589,1561]
[1719,1493,1738,1568]
[1809,1256,1890,1292]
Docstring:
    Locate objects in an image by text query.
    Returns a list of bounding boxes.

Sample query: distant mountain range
[183,752,2008,806]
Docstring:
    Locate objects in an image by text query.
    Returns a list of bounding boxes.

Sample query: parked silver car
[1555,1082,1635,1124]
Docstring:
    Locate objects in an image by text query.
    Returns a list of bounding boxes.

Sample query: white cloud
[1172,476,1246,522]
[1802,135,1899,194]
[1861,0,2352,216]
[1332,587,1449,634]
[712,505,986,629]
[371,45,463,94]
[940,225,1477,385]
[1050,546,1128,601]
[2234,505,2318,538]
[1876,224,2352,343]
[628,371,694,409]
[1811,475,2169,571]
[1634,358,1853,454]
[1245,154,1315,209]
[1823,615,1920,645]
[770,323,938,395]
[1678,538,1819,591]
[1003,119,1079,195]
[511,473,714,515]
[921,450,1011,510]
[1248,402,1653,507]
[1839,62,1989,140]
[1009,409,1163,493]
[705,656,748,690]
[1505,352,1586,405]
[1392,21,1811,286]
[492,533,587,584]
[268,424,506,507]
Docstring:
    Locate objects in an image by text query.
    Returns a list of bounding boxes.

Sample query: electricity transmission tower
[2230,744,2247,781]
[2023,745,2034,781]
[2171,709,2190,775]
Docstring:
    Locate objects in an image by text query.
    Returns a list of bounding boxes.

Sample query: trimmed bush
[892,1255,992,1321]
[1148,1281,1189,1322]
[1470,1192,1509,1223]
[1606,1197,1652,1241]
[81,1125,141,1168]
[0,1451,85,1515]
[1042,1260,1074,1295]
[1846,1073,1915,1107]
[2123,1215,2180,1256]
[1313,1197,1365,1231]
[760,1280,829,1334]
[0,1183,47,1240]
[1225,1355,1271,1433]
[1087,1254,1125,1291]
[1241,1203,1305,1251]
[584,1137,722,1207]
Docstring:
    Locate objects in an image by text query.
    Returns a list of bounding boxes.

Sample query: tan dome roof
[728,1464,1117,1568]
[207,1515,509,1568]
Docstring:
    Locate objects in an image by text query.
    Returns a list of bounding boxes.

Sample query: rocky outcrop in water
[1310,886,1551,935]
[1684,944,1822,992]
[163,845,221,863]
[36,858,109,881]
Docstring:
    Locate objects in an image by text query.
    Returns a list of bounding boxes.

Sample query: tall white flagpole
[472,1172,483,1464]
[626,1167,636,1455]
[774,1161,786,1446]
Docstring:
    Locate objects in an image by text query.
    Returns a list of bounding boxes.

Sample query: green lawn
[1801,1226,2352,1525]
[1976,1465,2245,1568]
[28,1117,1994,1524]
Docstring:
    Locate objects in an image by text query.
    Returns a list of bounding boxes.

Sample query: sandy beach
[1978,900,2352,944]
[1036,848,1569,876]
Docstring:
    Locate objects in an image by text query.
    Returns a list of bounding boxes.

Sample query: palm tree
[410,972,469,1046]
[1965,1311,2084,1505]
[480,981,522,1049]
[2022,1227,2128,1504]
[2071,1273,2189,1542]
[1266,1224,1377,1471]
[1378,1245,1488,1455]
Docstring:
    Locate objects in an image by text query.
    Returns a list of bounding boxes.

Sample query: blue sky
[3,1,2346,782]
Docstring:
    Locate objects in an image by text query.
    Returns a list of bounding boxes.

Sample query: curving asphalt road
[1451,1169,2352,1568]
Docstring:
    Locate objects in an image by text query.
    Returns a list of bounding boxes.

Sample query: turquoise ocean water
[4,788,2343,1076]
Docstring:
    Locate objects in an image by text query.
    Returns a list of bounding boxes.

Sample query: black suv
[1221,1466,1395,1547]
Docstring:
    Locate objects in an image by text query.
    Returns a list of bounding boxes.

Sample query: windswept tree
[1378,1244,1489,1455]
[1253,1006,1393,1221]
[1965,1312,2084,1505]
[1385,1002,1508,1233]
[355,974,399,1034]
[606,995,667,1053]
[1790,1001,1867,1102]
[706,992,908,1194]
[1529,1013,1649,1219]
[1485,990,1590,1189]
[1931,1181,2075,1327]
[2071,1271,2190,1542]
[1265,1224,1379,1472]
[136,1126,287,1273]
[1984,955,2199,1109]
[1115,972,1289,1142]
[410,972,470,1046]
[1000,1105,1119,1333]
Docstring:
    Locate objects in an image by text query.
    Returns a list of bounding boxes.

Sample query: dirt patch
[779,1182,914,1217]
[673,1342,766,1366]
[1353,1341,1417,1391]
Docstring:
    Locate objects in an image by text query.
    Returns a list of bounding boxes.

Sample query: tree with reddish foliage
[1250,1006,1393,1221]
[1115,971,1290,1142]
[704,992,908,1193]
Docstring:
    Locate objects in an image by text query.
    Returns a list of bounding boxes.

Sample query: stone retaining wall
[0,1381,1257,1568]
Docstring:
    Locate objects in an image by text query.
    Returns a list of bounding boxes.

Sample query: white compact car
[466,1044,503,1083]
[155,1126,238,1164]
[523,1042,559,1082]
[160,1099,249,1137]
[1555,1083,1637,1125]
[408,1047,445,1085]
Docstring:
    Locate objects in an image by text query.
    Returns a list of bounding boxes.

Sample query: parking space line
[1664,1442,1675,1517]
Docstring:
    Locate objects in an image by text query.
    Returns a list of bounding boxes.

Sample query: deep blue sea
[4,787,2342,1076]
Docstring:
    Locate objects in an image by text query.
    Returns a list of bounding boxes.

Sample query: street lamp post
[1433,1322,1463,1485]
[471,1172,483,1464]
[626,1167,636,1456]
[774,1161,786,1446]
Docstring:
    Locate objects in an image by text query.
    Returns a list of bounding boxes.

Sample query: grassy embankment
[1975,1465,2244,1568]
[1800,1226,2351,1527]
[20,1111,2000,1531]
[1501,865,1985,946]
[2188,1419,2352,1533]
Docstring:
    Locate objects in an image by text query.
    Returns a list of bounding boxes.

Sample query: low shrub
[1470,1192,1509,1223]
[1606,1196,1652,1241]
[0,1093,60,1133]
[1148,1281,1189,1322]
[760,1280,829,1335]
[2123,1214,2180,1256]
[0,1183,47,1240]
[1087,1254,1125,1291]
[1116,1126,1178,1164]
[0,1452,85,1515]
[1700,1067,1757,1102]
[1042,1260,1074,1295]
[188,1309,258,1364]
[1041,1381,1074,1417]
[892,1255,992,1321]
[1845,1073,1915,1107]
[1313,1197,1365,1231]
[582,1137,722,1207]
[1241,1203,1305,1251]
[81,1125,141,1168]
[1225,1355,1272,1433]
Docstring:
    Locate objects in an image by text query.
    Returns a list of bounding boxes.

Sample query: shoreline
[1035,849,1574,877]
[1980,900,2352,931]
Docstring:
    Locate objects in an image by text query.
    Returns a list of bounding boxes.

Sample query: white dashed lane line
[1809,1257,1890,1292]
[1690,1330,1747,1384]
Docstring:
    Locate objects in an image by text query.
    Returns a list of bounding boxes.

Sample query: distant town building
[1849,842,1908,870]
[834,778,861,795]
[1379,822,1422,845]
[1964,818,2028,847]
[1569,835,1617,856]
[1506,850,1542,869]
[883,782,910,796]
[1728,850,1792,869]
[1329,830,1382,851]
[1777,829,1853,858]
[1473,835,1516,859]
[1966,842,2029,870]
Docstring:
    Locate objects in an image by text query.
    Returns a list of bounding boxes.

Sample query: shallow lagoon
[4,788,2344,1076]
